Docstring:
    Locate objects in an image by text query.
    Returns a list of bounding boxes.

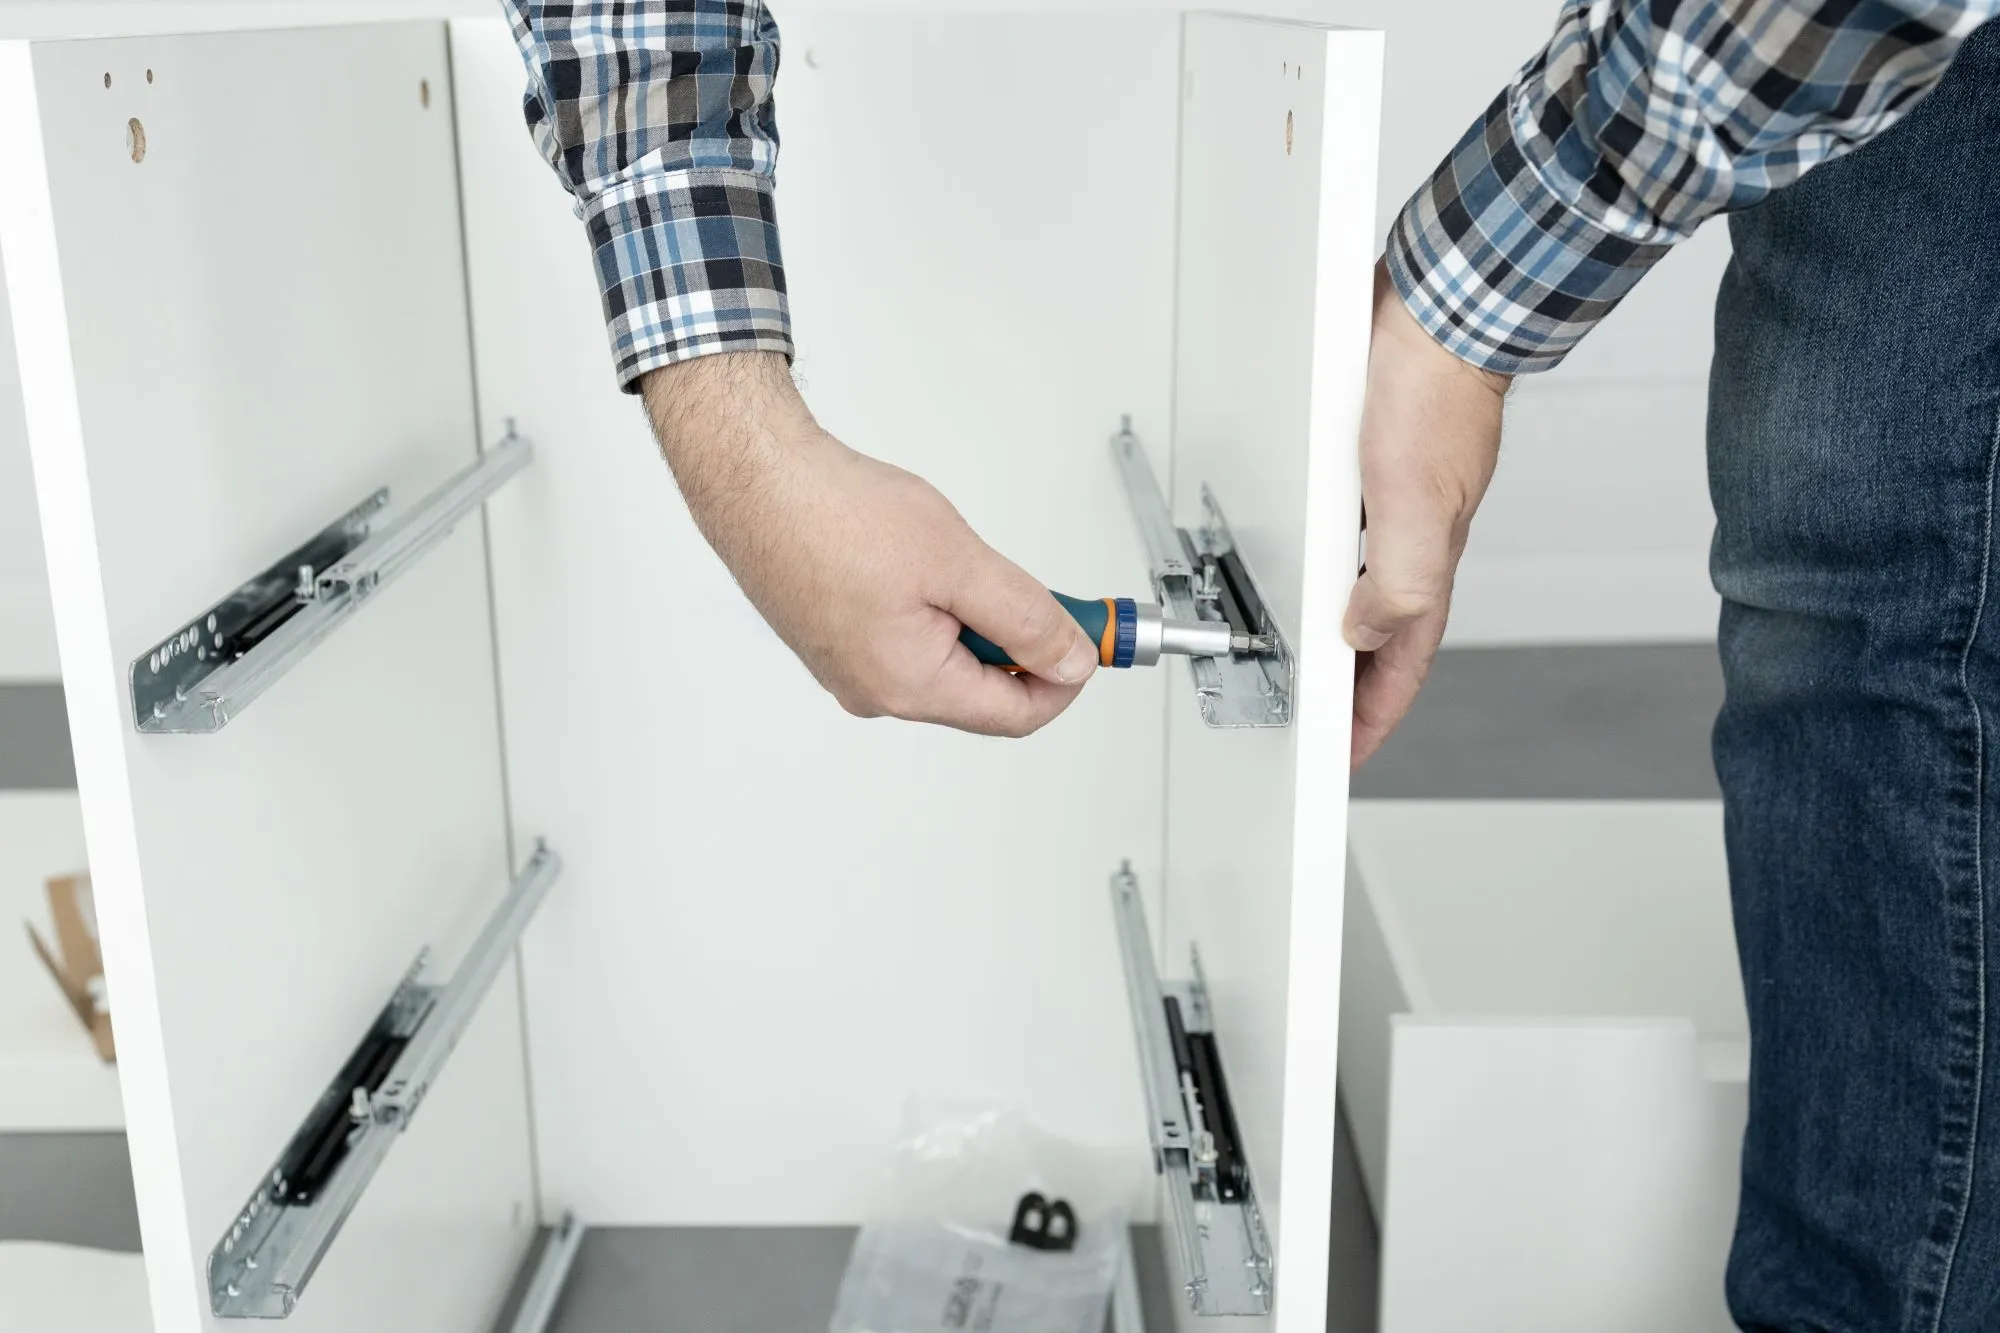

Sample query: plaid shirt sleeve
[508,1,790,391]
[1388,2,1999,375]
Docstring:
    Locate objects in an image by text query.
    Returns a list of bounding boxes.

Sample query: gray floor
[1353,643,1723,800]
[0,683,73,789]
[0,644,1725,1329]
[523,1224,1184,1333]
[0,1132,141,1251]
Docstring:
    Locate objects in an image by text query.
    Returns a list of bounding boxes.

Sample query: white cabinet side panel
[453,15,1177,1222]
[1166,18,1378,1333]
[0,265,60,682]
[0,28,532,1333]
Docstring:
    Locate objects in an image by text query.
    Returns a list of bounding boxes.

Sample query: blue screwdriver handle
[959,592,1139,671]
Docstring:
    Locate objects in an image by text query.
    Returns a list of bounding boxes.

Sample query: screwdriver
[958,592,1275,671]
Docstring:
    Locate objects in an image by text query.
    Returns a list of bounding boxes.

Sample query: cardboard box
[25,873,115,1063]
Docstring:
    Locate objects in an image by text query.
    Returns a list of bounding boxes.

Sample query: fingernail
[1346,623,1392,652]
[1056,637,1099,683]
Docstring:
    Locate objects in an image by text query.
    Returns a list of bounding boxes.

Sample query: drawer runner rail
[131,427,532,734]
[1109,863,1274,1316]
[207,843,562,1319]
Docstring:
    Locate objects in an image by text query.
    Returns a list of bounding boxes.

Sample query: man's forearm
[1390,1,1999,375]
[507,0,792,389]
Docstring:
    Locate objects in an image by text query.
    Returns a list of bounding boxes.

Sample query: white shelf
[0,791,123,1131]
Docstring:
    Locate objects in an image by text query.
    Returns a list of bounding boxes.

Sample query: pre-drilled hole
[102,72,111,88]
[146,68,155,84]
[1285,109,1293,156]
[127,117,146,163]
[420,78,430,108]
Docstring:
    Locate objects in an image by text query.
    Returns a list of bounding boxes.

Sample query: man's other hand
[641,352,1098,737]
[1346,260,1508,769]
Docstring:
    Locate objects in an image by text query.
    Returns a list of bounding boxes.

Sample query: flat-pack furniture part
[0,790,123,1129]
[0,24,540,1333]
[1342,801,1747,1333]
[24,871,115,1063]
[0,11,1379,1332]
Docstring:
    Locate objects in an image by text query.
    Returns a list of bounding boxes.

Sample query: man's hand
[641,352,1098,737]
[1346,260,1508,769]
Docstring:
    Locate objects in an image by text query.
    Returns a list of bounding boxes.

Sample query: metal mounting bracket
[1109,862,1274,1316]
[1110,420,1293,728]
[132,428,533,734]
[207,843,563,1319]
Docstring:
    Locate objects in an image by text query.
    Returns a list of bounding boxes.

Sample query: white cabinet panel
[0,25,534,1333]
[1163,17,1377,1332]
[0,267,60,683]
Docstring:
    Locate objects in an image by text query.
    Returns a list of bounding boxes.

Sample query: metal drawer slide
[1110,421,1292,728]
[1109,863,1274,1315]
[131,428,533,734]
[207,843,561,1318]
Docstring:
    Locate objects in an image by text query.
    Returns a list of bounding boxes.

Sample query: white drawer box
[1340,801,1747,1333]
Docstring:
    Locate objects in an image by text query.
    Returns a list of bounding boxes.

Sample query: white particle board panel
[0,791,123,1130]
[0,25,534,1333]
[1162,17,1377,1333]
[1343,802,1744,1333]
[451,13,1176,1223]
[0,268,60,683]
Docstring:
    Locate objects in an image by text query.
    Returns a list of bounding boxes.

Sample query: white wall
[0,0,1721,649]
[1339,0,1723,645]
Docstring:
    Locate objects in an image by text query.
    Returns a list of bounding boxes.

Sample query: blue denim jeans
[1710,21,2000,1332]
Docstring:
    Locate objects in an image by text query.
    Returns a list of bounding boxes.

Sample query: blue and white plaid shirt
[508,0,788,389]
[509,1,1999,388]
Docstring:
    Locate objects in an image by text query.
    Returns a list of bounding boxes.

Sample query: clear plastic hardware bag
[828,1099,1128,1333]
